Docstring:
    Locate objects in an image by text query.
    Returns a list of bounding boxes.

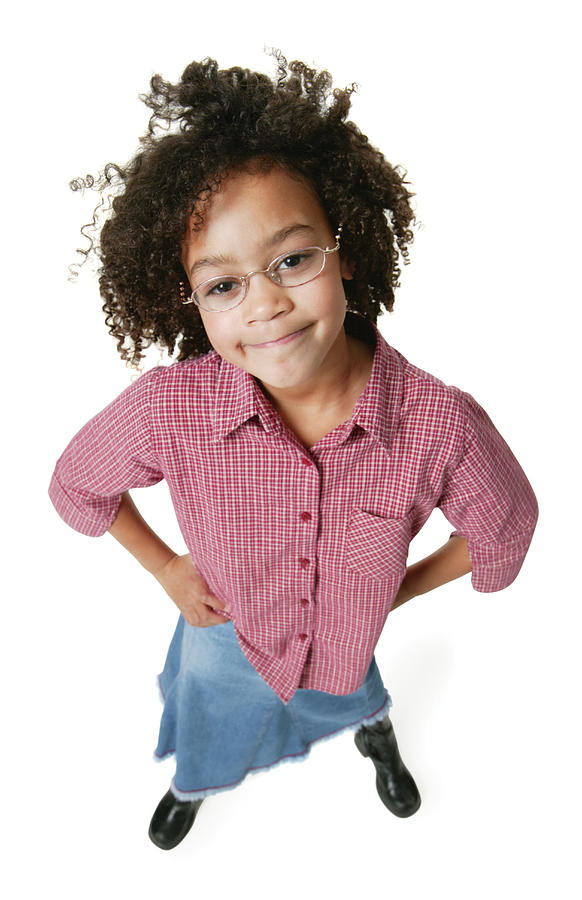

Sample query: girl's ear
[340,256,355,280]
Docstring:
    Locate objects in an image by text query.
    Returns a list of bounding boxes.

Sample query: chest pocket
[346,508,411,581]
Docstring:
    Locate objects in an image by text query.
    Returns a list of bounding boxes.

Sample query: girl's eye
[205,279,241,297]
[277,252,310,271]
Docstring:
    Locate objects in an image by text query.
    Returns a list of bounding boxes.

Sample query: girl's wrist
[151,551,179,581]
[396,535,472,608]
[391,579,417,611]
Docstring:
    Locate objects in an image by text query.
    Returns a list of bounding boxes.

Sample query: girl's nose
[242,271,292,323]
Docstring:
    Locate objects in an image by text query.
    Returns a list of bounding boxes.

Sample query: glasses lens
[271,248,325,287]
[194,277,245,311]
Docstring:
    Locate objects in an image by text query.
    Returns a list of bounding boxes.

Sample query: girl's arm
[107,492,230,626]
[108,491,177,576]
[391,535,472,611]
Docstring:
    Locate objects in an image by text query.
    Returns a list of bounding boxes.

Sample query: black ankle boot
[354,716,421,817]
[148,789,204,850]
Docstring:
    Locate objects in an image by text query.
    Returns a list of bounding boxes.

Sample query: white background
[2,0,580,897]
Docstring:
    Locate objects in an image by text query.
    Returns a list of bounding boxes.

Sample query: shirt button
[299,511,312,522]
[300,598,309,607]
[300,457,312,467]
[299,633,308,641]
[299,558,310,569]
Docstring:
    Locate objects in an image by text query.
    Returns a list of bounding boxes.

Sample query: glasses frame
[181,227,343,312]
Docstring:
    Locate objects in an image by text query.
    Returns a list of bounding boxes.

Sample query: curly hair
[71,51,416,366]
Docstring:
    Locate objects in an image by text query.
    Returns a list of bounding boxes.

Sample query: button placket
[296,453,318,645]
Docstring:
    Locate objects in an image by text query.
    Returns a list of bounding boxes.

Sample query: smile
[248,324,311,349]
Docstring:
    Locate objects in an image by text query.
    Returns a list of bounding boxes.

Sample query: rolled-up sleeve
[48,368,164,537]
[437,388,539,592]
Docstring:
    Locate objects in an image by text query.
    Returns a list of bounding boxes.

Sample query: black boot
[148,789,204,850]
[354,716,421,817]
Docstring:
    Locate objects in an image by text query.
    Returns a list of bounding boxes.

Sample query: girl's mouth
[248,324,311,349]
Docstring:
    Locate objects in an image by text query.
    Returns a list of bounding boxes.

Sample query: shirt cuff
[48,471,122,538]
[450,527,536,593]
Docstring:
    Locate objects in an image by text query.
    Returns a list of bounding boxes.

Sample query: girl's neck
[257,331,374,438]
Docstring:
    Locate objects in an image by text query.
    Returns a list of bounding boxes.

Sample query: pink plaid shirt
[49,313,538,703]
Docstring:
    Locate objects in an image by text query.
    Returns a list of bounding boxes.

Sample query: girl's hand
[153,553,231,627]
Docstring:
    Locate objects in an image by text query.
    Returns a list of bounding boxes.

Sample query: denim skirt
[154,615,392,801]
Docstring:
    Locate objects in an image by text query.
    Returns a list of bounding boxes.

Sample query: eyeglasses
[181,228,342,312]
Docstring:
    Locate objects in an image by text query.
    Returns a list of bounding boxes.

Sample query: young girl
[49,53,538,851]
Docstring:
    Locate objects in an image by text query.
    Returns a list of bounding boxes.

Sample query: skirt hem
[154,691,393,802]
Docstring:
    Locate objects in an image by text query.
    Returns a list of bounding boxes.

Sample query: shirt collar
[211,312,404,453]
[211,351,282,444]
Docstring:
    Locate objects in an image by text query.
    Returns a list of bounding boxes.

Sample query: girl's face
[181,167,353,403]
